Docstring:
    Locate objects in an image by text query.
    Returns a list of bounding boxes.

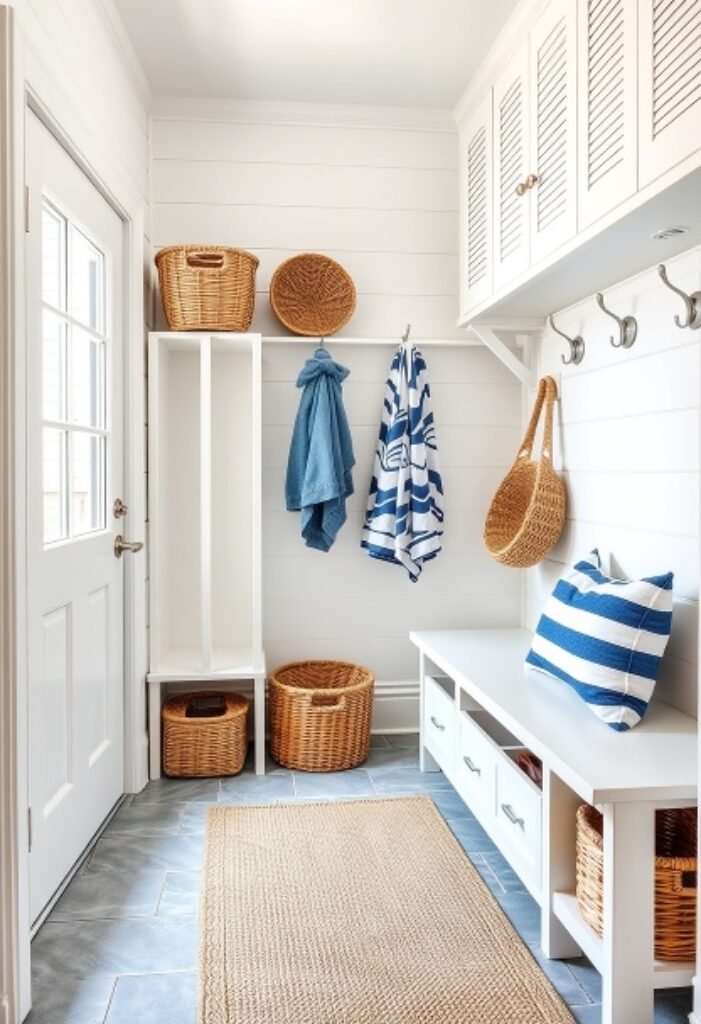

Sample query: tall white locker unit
[147,332,265,776]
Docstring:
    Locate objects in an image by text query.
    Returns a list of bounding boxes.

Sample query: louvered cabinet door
[578,0,638,228]
[528,0,578,264]
[459,92,493,315]
[493,43,530,289]
[639,0,701,188]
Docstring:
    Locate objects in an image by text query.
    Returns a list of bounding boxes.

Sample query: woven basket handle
[186,251,225,269]
[516,376,558,463]
[310,692,345,710]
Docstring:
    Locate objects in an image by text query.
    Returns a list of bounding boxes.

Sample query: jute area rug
[200,796,574,1024]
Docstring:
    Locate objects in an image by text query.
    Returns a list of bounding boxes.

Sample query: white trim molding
[0,9,20,1021]
[371,680,420,734]
[151,96,456,133]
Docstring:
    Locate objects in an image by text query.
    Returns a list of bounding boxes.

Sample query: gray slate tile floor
[28,734,692,1023]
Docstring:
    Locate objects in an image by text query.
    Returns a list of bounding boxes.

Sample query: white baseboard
[371,680,420,734]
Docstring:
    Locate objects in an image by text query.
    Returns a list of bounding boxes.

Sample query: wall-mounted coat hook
[548,314,585,366]
[595,292,637,349]
[658,264,701,330]
[402,323,412,343]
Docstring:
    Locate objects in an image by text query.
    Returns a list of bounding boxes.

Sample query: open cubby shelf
[147,332,265,776]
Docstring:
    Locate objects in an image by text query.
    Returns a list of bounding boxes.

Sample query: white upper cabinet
[460,92,493,314]
[528,0,578,263]
[493,43,531,289]
[638,0,701,189]
[577,0,638,228]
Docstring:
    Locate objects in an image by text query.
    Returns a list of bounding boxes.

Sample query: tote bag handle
[515,376,558,464]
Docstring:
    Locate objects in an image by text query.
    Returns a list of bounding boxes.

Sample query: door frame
[0,8,148,1019]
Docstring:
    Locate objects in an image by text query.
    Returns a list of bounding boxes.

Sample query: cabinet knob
[515,174,539,197]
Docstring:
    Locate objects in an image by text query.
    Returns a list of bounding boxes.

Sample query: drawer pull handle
[430,715,445,732]
[501,803,525,830]
[463,755,481,775]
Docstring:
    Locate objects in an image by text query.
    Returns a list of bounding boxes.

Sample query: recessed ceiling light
[651,226,690,240]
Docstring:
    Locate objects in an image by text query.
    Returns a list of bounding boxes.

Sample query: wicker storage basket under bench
[269,660,374,772]
[162,691,249,778]
[576,803,697,962]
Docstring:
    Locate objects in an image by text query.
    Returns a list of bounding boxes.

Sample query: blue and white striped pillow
[526,551,673,731]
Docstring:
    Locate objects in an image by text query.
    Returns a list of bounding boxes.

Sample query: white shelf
[552,891,695,990]
[146,646,265,683]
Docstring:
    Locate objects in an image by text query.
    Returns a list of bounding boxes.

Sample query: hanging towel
[286,347,355,552]
[361,342,443,581]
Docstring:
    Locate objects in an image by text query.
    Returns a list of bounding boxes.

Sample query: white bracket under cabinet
[412,629,697,1024]
[147,332,265,777]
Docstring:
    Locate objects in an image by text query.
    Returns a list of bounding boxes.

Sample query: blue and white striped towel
[526,550,674,731]
[361,343,443,582]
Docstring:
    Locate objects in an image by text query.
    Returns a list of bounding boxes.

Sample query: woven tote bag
[484,375,566,568]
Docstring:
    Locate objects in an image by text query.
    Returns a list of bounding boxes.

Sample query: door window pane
[70,225,104,333]
[42,203,66,310]
[71,433,105,537]
[71,326,105,429]
[42,311,67,422]
[43,428,67,543]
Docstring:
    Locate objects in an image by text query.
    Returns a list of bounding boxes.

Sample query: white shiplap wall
[527,245,701,719]
[150,105,523,723]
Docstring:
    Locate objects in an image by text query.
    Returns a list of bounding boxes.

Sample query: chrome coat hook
[548,314,585,366]
[658,264,701,330]
[595,292,637,349]
[401,323,412,343]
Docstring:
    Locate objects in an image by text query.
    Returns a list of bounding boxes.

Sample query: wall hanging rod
[262,335,483,347]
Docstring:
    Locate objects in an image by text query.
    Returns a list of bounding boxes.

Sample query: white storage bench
[411,629,698,1024]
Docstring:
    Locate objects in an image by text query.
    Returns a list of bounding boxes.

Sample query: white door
[459,91,493,316]
[577,0,638,229]
[638,0,701,189]
[528,0,578,264]
[25,111,128,921]
[492,41,530,289]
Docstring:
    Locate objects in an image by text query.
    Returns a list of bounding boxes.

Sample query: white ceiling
[114,0,518,109]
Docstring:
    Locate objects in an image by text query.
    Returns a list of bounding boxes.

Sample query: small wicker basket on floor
[269,660,374,772]
[162,691,249,778]
[155,245,259,331]
[576,803,697,962]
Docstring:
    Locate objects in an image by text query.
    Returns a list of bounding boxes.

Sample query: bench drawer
[423,675,455,769]
[455,711,497,815]
[495,753,542,891]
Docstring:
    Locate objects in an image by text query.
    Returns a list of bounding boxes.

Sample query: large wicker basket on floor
[576,803,697,962]
[484,375,566,568]
[162,691,249,778]
[155,245,259,331]
[269,660,374,772]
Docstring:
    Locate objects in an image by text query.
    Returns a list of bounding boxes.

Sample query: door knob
[114,535,144,558]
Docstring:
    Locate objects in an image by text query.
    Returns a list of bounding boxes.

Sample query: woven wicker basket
[576,803,697,962]
[155,245,259,331]
[484,375,566,568]
[269,253,356,336]
[162,691,249,778]
[269,660,374,772]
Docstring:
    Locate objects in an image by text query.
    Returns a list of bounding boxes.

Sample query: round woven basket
[269,660,374,772]
[269,253,356,336]
[576,803,697,962]
[162,691,249,778]
[155,245,259,332]
[484,375,566,568]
